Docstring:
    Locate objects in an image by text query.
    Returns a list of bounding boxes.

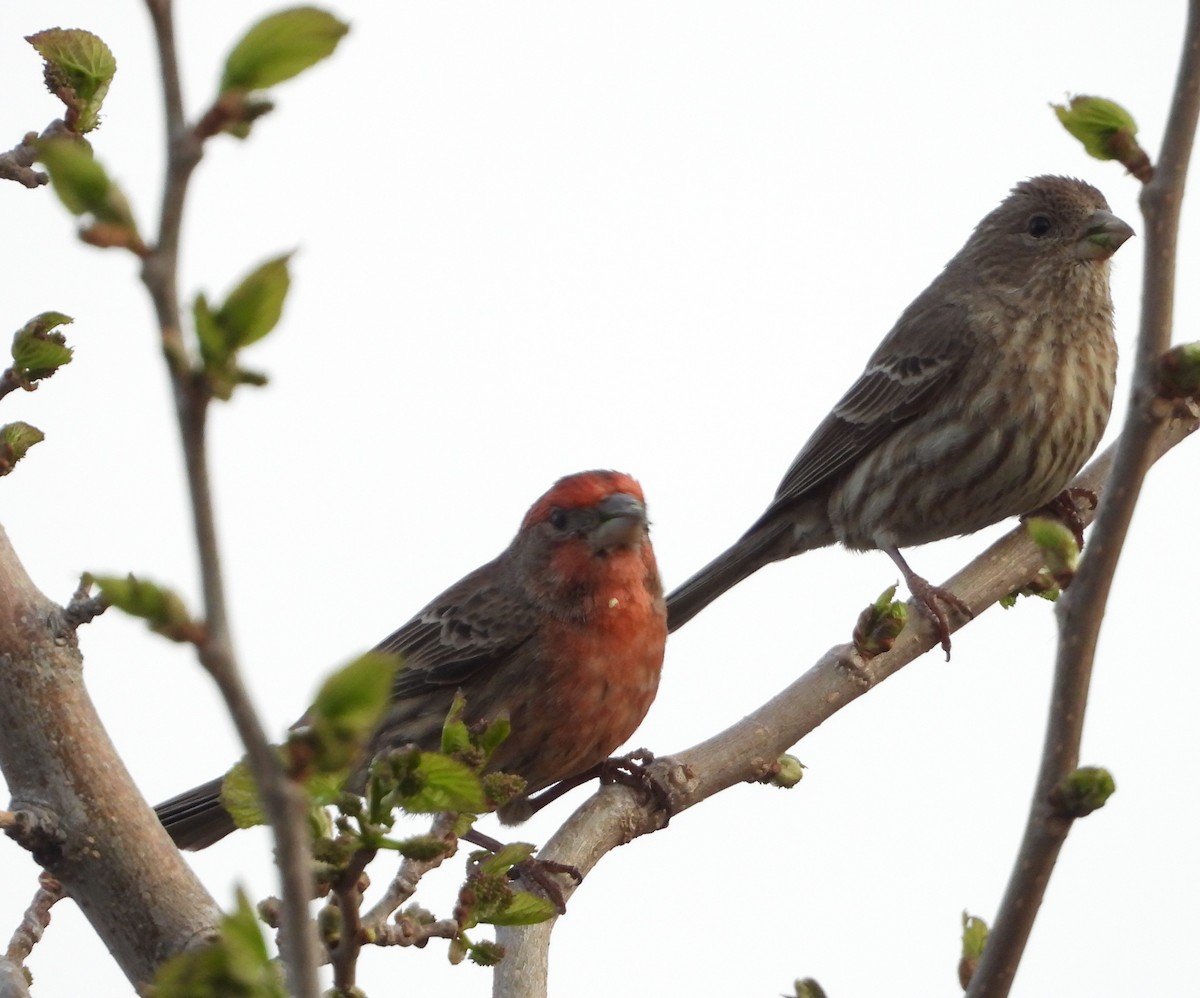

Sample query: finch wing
[769,298,973,508]
[373,562,539,700]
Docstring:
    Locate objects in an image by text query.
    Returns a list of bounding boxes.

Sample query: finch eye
[548,509,569,531]
[1027,214,1053,238]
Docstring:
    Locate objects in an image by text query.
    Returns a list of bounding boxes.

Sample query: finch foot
[1027,488,1098,551]
[884,547,973,659]
[464,828,581,915]
[598,749,673,823]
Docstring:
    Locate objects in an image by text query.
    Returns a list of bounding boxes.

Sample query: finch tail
[154,777,236,851]
[666,519,801,632]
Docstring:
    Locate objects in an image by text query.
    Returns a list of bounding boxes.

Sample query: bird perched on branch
[666,175,1133,653]
[156,470,667,850]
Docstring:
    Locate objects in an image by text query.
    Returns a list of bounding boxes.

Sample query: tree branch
[492,409,1199,998]
[965,4,1200,994]
[140,2,319,993]
[0,526,220,985]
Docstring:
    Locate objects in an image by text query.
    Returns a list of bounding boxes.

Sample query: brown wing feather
[766,297,973,513]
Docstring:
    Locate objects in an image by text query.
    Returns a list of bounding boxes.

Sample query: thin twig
[140,1,319,994]
[492,411,1199,998]
[964,6,1200,995]
[361,813,459,931]
[5,872,62,967]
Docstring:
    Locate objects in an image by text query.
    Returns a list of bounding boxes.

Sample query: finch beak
[1075,209,1135,260]
[590,492,649,551]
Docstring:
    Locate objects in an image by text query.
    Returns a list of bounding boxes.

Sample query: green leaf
[399,753,487,814]
[1052,95,1137,160]
[90,573,198,642]
[11,312,74,382]
[961,912,989,960]
[441,693,472,755]
[852,584,907,659]
[37,138,142,249]
[213,253,293,350]
[26,29,116,133]
[193,292,226,366]
[479,890,557,927]
[476,841,535,877]
[153,890,286,998]
[307,650,399,774]
[221,7,349,93]
[221,761,267,830]
[0,422,45,476]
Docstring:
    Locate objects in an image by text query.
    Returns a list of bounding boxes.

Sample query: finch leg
[464,828,581,915]
[1025,488,1098,551]
[883,546,973,659]
[520,749,673,823]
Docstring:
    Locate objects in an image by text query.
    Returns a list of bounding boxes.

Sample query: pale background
[1,2,1197,995]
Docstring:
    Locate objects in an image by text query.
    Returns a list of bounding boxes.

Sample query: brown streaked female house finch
[156,470,667,850]
[667,176,1133,652]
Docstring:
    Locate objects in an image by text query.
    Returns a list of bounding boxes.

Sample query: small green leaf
[0,422,45,476]
[11,312,74,382]
[307,650,399,774]
[37,138,142,250]
[476,842,536,877]
[215,253,293,348]
[479,890,557,927]
[1025,516,1079,587]
[90,573,198,642]
[153,889,286,998]
[440,693,472,755]
[959,912,989,988]
[1051,95,1152,180]
[193,292,226,366]
[221,761,267,830]
[852,584,908,658]
[26,29,116,133]
[961,912,989,959]
[1052,95,1137,159]
[220,7,349,93]
[399,753,487,814]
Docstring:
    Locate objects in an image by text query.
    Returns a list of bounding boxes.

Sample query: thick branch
[493,411,1199,998]
[0,526,219,984]
[965,5,1200,994]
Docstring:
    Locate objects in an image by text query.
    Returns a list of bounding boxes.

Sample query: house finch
[156,470,667,850]
[666,176,1133,652]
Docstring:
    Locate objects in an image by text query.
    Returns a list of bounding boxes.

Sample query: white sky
[1,2,1197,996]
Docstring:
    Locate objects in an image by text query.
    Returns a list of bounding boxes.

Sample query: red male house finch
[156,470,667,850]
[666,176,1133,652]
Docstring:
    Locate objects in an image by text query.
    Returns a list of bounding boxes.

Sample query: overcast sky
[2,2,1197,996]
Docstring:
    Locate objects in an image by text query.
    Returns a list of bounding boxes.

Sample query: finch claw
[510,857,582,915]
[906,574,973,660]
[1027,489,1097,552]
[598,749,673,824]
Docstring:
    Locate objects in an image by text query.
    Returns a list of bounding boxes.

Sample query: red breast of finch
[156,470,667,849]
[666,175,1133,653]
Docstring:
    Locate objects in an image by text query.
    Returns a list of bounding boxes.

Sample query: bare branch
[493,410,1199,998]
[139,1,319,993]
[965,4,1200,994]
[0,525,220,984]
